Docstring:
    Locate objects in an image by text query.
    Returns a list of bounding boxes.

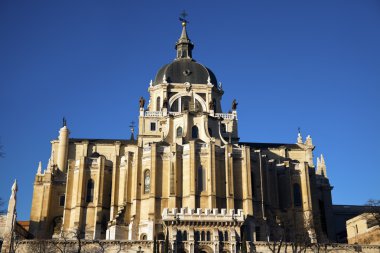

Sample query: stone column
[73,156,86,234]
[188,141,196,209]
[110,142,121,221]
[149,144,157,219]
[299,162,317,243]
[188,228,195,253]
[213,228,219,253]
[242,146,253,215]
[93,156,105,239]
[208,142,216,207]
[225,144,234,210]
[169,144,177,208]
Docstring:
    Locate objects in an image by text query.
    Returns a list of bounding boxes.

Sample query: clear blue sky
[0,1,379,220]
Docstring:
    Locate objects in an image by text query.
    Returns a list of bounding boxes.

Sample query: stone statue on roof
[139,97,145,108]
[232,99,238,110]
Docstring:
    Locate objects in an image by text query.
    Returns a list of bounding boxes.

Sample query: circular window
[183,69,191,76]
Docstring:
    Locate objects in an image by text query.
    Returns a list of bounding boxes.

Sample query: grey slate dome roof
[153,59,217,86]
[152,22,218,86]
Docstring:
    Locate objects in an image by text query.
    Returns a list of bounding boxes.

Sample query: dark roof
[239,142,302,150]
[153,59,217,86]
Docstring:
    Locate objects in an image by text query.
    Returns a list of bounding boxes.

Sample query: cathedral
[28,20,335,253]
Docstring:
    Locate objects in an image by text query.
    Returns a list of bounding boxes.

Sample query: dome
[153,59,217,86]
[152,22,218,86]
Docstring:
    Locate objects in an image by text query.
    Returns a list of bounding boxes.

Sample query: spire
[37,161,42,175]
[305,134,313,146]
[11,179,17,199]
[316,154,328,178]
[320,154,325,164]
[175,11,194,59]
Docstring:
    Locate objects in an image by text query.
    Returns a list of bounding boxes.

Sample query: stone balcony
[162,208,245,225]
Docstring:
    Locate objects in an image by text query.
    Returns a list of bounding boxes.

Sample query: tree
[264,215,285,253]
[366,199,380,224]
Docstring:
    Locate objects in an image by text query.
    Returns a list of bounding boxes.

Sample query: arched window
[194,231,200,241]
[201,231,205,241]
[183,231,187,241]
[224,231,229,241]
[206,231,211,241]
[86,179,94,203]
[293,183,302,207]
[144,170,151,194]
[192,126,198,139]
[176,127,183,138]
[171,99,179,112]
[170,96,204,113]
[140,233,147,240]
[177,230,182,242]
[197,166,206,193]
[156,97,161,111]
[182,96,190,111]
[218,231,223,241]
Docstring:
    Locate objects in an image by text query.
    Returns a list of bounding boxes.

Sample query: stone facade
[346,213,380,245]
[28,22,337,252]
[13,240,380,253]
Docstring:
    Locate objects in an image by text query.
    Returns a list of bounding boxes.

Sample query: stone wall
[252,242,380,253]
[13,240,380,253]
[15,240,154,253]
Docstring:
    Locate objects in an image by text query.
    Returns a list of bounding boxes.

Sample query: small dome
[153,59,217,86]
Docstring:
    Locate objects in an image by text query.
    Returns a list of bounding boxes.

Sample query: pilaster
[110,142,121,221]
[189,141,196,209]
[169,144,178,208]
[93,156,105,239]
[225,144,234,210]
[242,146,253,215]
[149,143,157,218]
[73,156,86,232]
[208,142,216,208]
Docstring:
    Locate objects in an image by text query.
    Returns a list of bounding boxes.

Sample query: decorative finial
[305,135,313,146]
[46,158,52,172]
[179,10,189,27]
[297,127,303,144]
[37,161,42,175]
[129,121,135,141]
[11,179,17,199]
[62,117,67,127]
[149,80,153,87]
[320,154,325,164]
[317,154,327,178]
